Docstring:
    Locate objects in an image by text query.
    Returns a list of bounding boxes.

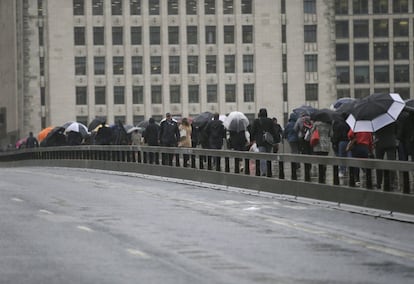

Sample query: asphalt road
[0,167,413,284]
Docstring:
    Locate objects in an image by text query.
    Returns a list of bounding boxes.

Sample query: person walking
[250,108,278,176]
[271,117,283,153]
[159,112,180,165]
[26,132,39,148]
[204,112,226,169]
[143,117,160,164]
[310,120,331,183]
[374,123,397,190]
[178,117,192,166]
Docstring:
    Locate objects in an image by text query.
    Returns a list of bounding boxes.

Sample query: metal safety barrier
[1,145,414,215]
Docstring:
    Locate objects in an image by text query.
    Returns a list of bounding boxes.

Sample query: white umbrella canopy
[63,121,89,138]
[346,93,405,132]
[223,111,249,132]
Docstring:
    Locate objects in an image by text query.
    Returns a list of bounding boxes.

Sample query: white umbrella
[223,111,249,132]
[346,93,405,132]
[64,122,89,138]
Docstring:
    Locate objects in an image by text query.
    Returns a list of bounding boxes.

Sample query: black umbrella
[346,93,405,132]
[311,108,340,123]
[192,111,213,128]
[292,105,317,116]
[335,99,358,115]
[40,126,66,147]
[88,117,106,131]
[331,97,356,110]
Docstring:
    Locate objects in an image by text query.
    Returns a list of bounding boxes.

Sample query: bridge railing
[1,145,413,214]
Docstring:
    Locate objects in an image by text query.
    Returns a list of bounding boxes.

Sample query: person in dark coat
[204,113,226,169]
[374,123,397,190]
[66,131,83,145]
[95,123,113,145]
[159,112,180,165]
[250,108,278,176]
[143,117,160,164]
[26,132,39,148]
[331,112,350,177]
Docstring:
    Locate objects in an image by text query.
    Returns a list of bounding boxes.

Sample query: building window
[394,65,409,83]
[151,85,162,104]
[354,43,369,61]
[114,116,126,124]
[282,25,286,43]
[169,56,180,74]
[188,85,199,103]
[39,57,44,76]
[94,27,104,45]
[353,20,369,38]
[394,88,410,99]
[242,26,253,43]
[168,26,179,44]
[92,0,104,15]
[150,26,161,45]
[243,55,254,73]
[168,0,179,15]
[207,85,217,103]
[243,84,254,102]
[305,55,317,72]
[133,115,145,125]
[76,87,87,105]
[113,56,124,75]
[130,0,141,15]
[223,0,233,14]
[73,0,84,15]
[374,65,389,83]
[170,85,181,103]
[111,0,123,15]
[112,27,123,45]
[95,87,106,105]
[374,43,389,60]
[132,86,143,104]
[41,87,45,106]
[304,25,317,42]
[354,66,369,83]
[393,0,408,13]
[149,0,160,15]
[304,0,316,14]
[374,19,388,37]
[39,27,44,46]
[76,116,88,126]
[336,67,350,84]
[337,89,350,98]
[129,27,141,45]
[241,0,252,14]
[205,26,216,44]
[205,0,215,15]
[373,0,388,14]
[151,56,161,74]
[225,55,235,73]
[335,21,348,38]
[374,88,390,94]
[305,84,318,101]
[114,86,124,104]
[188,56,198,73]
[393,19,409,37]
[282,54,287,72]
[335,0,348,14]
[187,26,198,44]
[336,44,349,61]
[224,26,234,44]
[354,88,370,98]
[74,27,85,45]
[206,55,217,73]
[394,42,409,60]
[353,0,368,14]
[225,84,236,102]
[283,83,288,101]
[132,56,143,74]
[94,56,105,75]
[75,57,86,75]
[186,0,197,15]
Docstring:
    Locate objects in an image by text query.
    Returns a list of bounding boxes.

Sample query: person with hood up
[143,117,160,164]
[250,108,278,176]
